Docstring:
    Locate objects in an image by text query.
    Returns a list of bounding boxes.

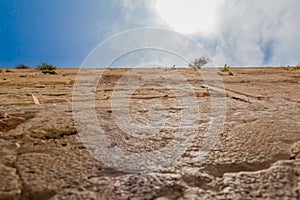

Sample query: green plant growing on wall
[36,62,57,75]
[218,64,234,76]
[189,56,210,69]
[222,64,230,72]
[15,63,30,69]
[36,62,57,70]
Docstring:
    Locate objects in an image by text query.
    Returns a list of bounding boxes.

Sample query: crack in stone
[12,160,24,200]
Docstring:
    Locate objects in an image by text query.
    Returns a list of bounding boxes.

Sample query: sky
[0,0,299,68]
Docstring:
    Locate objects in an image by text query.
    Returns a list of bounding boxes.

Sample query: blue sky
[0,0,299,68]
[0,0,121,67]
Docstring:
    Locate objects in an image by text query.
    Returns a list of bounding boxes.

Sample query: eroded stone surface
[0,111,25,133]
[0,164,22,200]
[0,68,299,199]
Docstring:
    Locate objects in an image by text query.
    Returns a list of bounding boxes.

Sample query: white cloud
[110,0,299,66]
[118,0,165,28]
[96,0,166,43]
[154,0,221,35]
[85,28,211,68]
[206,0,300,66]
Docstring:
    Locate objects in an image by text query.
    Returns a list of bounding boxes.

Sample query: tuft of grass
[222,64,230,72]
[228,70,234,76]
[36,62,57,74]
[15,63,30,69]
[36,62,57,70]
